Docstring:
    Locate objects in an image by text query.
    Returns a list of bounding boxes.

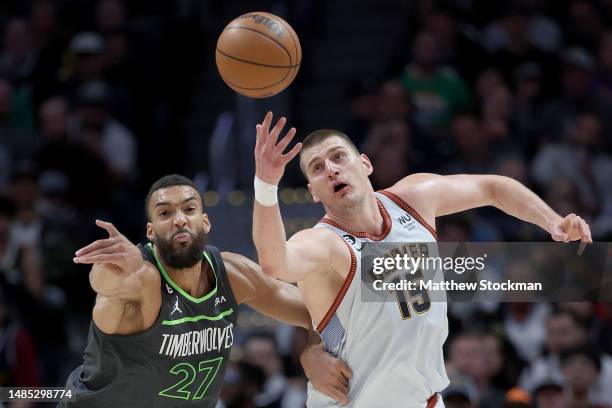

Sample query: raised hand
[74,220,144,276]
[254,111,302,185]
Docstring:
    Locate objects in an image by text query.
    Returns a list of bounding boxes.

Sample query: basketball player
[61,174,349,407]
[251,112,592,407]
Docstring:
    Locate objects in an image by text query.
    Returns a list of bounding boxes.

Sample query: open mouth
[333,182,348,193]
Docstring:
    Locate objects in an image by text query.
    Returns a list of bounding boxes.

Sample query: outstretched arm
[74,220,160,334]
[223,251,311,328]
[252,112,332,282]
[390,173,592,242]
[223,252,353,404]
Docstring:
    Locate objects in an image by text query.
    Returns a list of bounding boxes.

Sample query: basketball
[215,12,301,98]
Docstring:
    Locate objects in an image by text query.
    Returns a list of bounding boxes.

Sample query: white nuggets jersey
[307,191,449,408]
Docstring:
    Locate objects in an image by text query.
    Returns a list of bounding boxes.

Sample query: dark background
[1,0,612,407]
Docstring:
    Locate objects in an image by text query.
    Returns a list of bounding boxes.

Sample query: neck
[325,192,384,235]
[154,246,212,298]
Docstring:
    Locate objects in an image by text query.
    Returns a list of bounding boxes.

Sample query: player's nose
[326,161,340,177]
[173,211,188,227]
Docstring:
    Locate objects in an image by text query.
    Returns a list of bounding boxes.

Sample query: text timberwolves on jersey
[62,243,238,408]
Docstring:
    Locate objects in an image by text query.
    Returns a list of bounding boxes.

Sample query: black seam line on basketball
[219,69,292,90]
[253,13,298,79]
[266,14,300,80]
[222,26,291,64]
[216,48,300,68]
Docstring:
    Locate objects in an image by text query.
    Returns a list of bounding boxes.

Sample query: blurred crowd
[0,0,611,407]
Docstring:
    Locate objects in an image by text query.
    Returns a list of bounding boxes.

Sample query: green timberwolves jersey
[62,243,238,407]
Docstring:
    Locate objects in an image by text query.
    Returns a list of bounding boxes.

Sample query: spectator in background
[444,113,493,174]
[560,347,610,407]
[3,166,45,300]
[401,30,471,134]
[375,80,412,123]
[69,80,137,182]
[558,302,608,350]
[520,311,586,390]
[35,95,111,212]
[0,17,38,86]
[474,68,506,104]
[28,0,71,108]
[243,332,305,408]
[362,119,414,190]
[503,301,550,361]
[447,332,506,408]
[0,78,37,161]
[0,18,37,136]
[344,77,379,148]
[58,32,106,103]
[597,31,612,101]
[0,288,39,388]
[95,0,128,34]
[532,378,565,408]
[29,0,60,50]
[566,0,606,52]
[220,361,266,408]
[521,309,612,405]
[512,62,546,156]
[441,377,477,408]
[540,47,612,144]
[481,85,513,149]
[421,6,488,83]
[531,112,612,238]
[543,180,588,223]
[483,5,556,88]
[483,333,526,392]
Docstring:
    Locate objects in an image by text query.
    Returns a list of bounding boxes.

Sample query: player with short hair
[62,174,349,407]
[252,112,592,407]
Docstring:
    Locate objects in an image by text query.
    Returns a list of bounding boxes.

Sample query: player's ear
[201,213,211,233]
[307,183,320,203]
[361,153,374,176]
[146,222,154,241]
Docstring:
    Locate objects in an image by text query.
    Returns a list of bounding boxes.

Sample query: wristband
[254,176,278,206]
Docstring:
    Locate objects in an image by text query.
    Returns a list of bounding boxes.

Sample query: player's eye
[159,210,168,217]
[334,153,344,160]
[187,207,196,213]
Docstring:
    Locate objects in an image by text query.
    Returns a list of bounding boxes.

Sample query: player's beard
[154,229,208,269]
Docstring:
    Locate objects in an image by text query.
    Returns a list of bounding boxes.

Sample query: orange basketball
[216,12,301,98]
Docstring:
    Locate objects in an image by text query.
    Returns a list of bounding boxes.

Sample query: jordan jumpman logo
[171,295,182,316]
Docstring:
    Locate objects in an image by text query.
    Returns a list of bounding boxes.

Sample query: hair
[548,308,588,332]
[560,346,601,372]
[145,174,200,220]
[299,129,359,177]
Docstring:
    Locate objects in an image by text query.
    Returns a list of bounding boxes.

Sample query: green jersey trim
[161,309,234,326]
[148,242,218,303]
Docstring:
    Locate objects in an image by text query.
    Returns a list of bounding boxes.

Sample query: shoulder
[290,225,342,242]
[289,226,349,258]
[220,252,262,286]
[385,173,443,222]
[220,252,266,304]
[135,244,162,286]
[386,173,443,197]
[221,251,256,273]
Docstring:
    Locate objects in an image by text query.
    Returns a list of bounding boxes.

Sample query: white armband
[254,176,278,207]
